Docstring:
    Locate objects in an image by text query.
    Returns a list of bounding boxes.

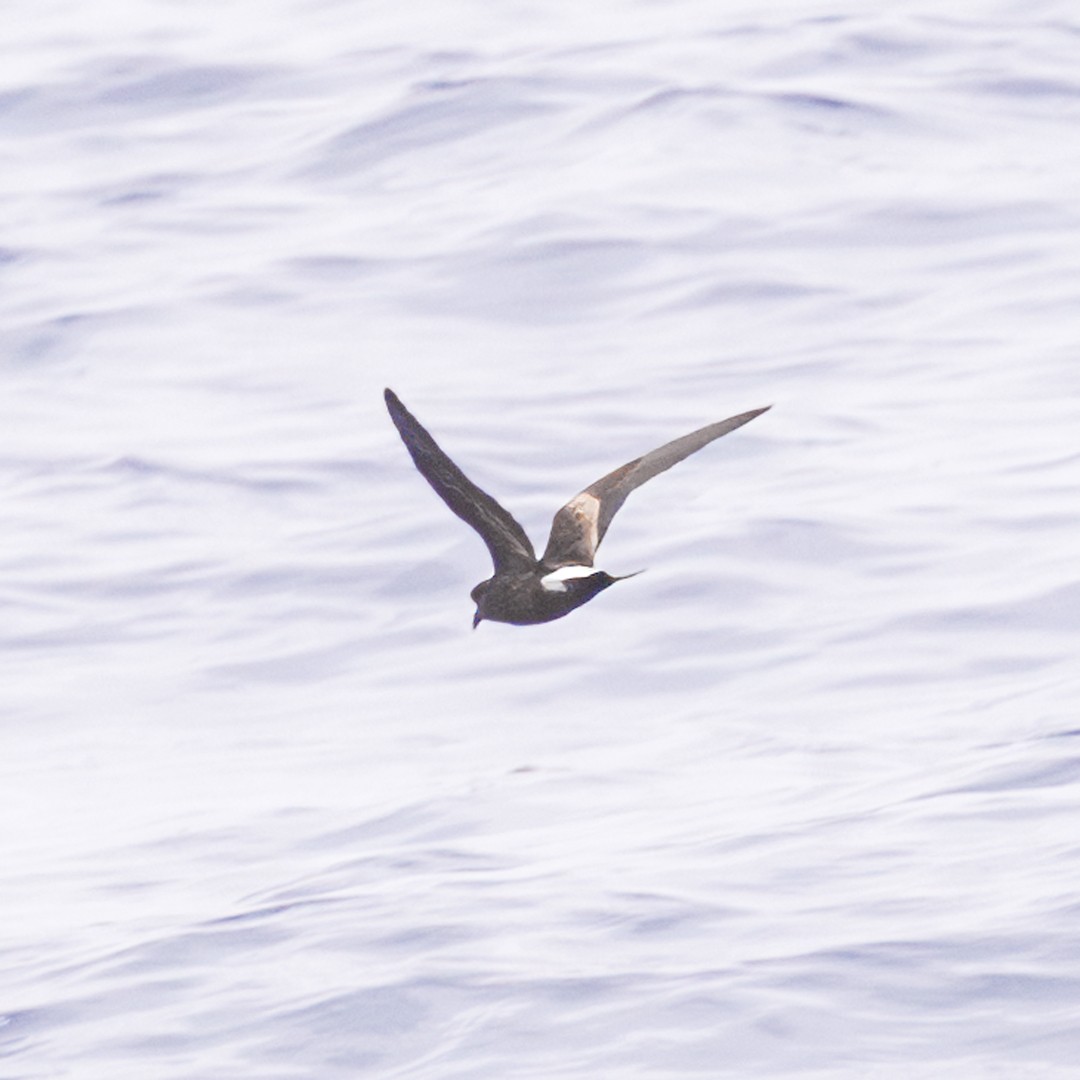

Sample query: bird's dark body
[384,388,768,627]
[470,570,618,626]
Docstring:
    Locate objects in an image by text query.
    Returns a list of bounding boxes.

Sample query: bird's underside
[384,388,769,625]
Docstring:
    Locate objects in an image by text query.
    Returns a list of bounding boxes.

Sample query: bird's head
[470,579,491,629]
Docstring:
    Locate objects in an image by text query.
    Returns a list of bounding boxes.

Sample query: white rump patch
[540,565,596,592]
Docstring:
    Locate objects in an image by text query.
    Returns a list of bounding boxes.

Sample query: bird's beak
[472,611,482,630]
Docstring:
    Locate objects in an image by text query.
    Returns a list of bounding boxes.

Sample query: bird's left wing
[385,389,537,573]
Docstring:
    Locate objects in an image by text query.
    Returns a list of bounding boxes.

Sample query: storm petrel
[385,388,769,627]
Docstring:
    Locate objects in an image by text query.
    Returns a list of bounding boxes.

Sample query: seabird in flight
[385,388,769,627]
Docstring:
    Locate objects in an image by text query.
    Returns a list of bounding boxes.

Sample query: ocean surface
[3,1,1079,1077]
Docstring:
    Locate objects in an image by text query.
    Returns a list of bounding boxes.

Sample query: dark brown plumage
[385,388,768,626]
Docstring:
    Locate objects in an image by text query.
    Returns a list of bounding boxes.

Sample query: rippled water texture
[3,1,1079,1077]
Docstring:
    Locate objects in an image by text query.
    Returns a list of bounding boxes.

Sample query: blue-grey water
[3,1,1079,1077]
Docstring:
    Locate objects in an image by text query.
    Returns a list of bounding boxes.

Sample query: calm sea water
[3,1,1079,1077]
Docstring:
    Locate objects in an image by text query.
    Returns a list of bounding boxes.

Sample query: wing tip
[384,388,410,427]
[732,404,772,428]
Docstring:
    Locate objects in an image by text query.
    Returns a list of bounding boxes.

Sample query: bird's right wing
[542,406,770,568]
[385,389,537,573]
